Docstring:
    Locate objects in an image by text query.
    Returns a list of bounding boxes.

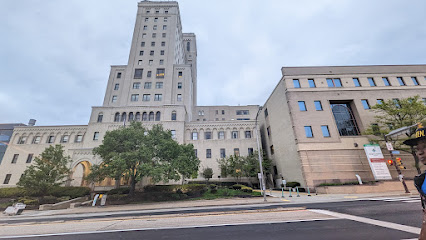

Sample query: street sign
[364,144,392,180]
[386,142,394,151]
[258,173,262,179]
[391,151,400,154]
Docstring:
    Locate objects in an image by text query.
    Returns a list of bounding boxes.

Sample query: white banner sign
[364,144,392,180]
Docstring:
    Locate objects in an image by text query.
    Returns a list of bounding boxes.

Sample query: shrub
[232,184,244,190]
[0,187,26,198]
[144,185,176,193]
[241,186,253,193]
[108,187,130,195]
[286,182,301,188]
[48,186,90,198]
[18,197,39,205]
[39,196,59,204]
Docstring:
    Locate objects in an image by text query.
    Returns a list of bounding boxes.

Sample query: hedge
[0,187,26,198]
[108,187,130,195]
[47,187,90,198]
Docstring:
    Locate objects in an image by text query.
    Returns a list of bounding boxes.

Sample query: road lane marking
[310,209,420,234]
[0,218,338,239]
[403,200,421,203]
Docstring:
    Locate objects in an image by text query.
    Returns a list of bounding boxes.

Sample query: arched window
[142,112,148,121]
[114,112,120,122]
[331,104,360,136]
[135,112,141,121]
[155,111,161,121]
[128,112,134,122]
[171,111,177,121]
[121,112,127,122]
[149,112,154,121]
[97,113,103,123]
[186,41,190,51]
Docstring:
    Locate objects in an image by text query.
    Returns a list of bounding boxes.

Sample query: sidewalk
[0,190,418,221]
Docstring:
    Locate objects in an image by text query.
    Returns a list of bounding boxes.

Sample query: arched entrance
[70,161,91,187]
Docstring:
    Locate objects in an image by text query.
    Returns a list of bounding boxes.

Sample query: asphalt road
[5,197,423,240]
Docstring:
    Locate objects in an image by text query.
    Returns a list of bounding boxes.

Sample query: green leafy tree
[201,167,213,183]
[242,151,272,186]
[17,145,72,195]
[91,122,200,195]
[364,95,426,173]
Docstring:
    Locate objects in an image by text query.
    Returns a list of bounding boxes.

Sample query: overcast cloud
[0,0,425,126]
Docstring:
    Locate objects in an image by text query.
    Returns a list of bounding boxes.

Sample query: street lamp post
[255,106,267,202]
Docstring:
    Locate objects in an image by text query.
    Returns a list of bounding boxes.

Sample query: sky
[1,0,426,126]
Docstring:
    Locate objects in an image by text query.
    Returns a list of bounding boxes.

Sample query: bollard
[296,186,300,197]
[289,188,292,197]
[281,187,284,198]
[307,186,311,196]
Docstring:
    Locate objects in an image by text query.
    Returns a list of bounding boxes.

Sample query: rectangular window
[236,110,250,115]
[264,108,268,117]
[150,50,154,56]
[156,68,165,78]
[75,135,83,143]
[151,42,155,47]
[177,94,182,102]
[138,60,142,65]
[18,136,27,144]
[133,82,141,89]
[307,79,316,88]
[25,153,34,163]
[270,145,274,155]
[153,25,157,30]
[159,59,164,65]
[423,98,426,105]
[134,69,143,79]
[245,131,252,138]
[32,136,41,144]
[154,17,158,22]
[267,126,270,136]
[141,42,145,47]
[3,174,11,184]
[156,82,163,89]
[61,135,69,143]
[144,17,148,22]
[293,79,301,88]
[143,94,150,101]
[298,101,307,111]
[131,94,139,102]
[361,99,370,109]
[368,77,376,86]
[382,77,391,86]
[142,33,146,38]
[412,77,419,85]
[192,132,198,140]
[163,25,167,30]
[160,50,165,55]
[222,110,225,114]
[231,131,238,139]
[206,149,211,158]
[218,131,225,139]
[144,82,152,89]
[147,71,152,78]
[220,149,226,158]
[47,136,55,143]
[326,78,342,87]
[397,77,405,86]
[234,148,240,156]
[177,82,182,89]
[161,42,165,46]
[372,123,381,136]
[139,51,144,56]
[248,148,254,155]
[194,149,197,157]
[114,84,119,90]
[321,125,330,137]
[162,33,166,38]
[205,132,212,140]
[154,94,162,101]
[11,154,19,163]
[164,17,168,22]
[143,25,147,30]
[178,71,183,78]
[353,78,361,87]
[93,132,99,141]
[149,60,153,65]
[304,126,313,138]
[393,98,400,108]
[171,130,176,139]
[97,114,103,123]
[377,99,384,104]
[152,33,156,38]
[117,72,122,78]
[112,95,117,103]
[314,100,323,111]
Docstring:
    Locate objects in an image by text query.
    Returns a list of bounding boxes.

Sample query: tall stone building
[0,1,259,187]
[260,65,426,188]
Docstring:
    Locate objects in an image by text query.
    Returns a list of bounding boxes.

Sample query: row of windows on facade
[194,148,254,159]
[113,82,182,91]
[136,59,166,67]
[108,111,178,122]
[111,94,183,103]
[133,68,165,79]
[17,134,84,145]
[293,76,423,88]
[304,125,331,138]
[144,17,168,23]
[297,98,426,112]
[141,41,166,48]
[190,130,252,140]
[142,25,168,31]
[138,50,166,58]
[197,110,249,116]
[144,9,169,14]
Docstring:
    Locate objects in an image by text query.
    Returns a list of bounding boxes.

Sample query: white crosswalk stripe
[356,196,420,203]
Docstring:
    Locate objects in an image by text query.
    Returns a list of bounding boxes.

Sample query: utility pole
[255,106,267,202]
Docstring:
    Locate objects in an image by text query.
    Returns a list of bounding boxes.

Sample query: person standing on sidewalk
[404,123,426,239]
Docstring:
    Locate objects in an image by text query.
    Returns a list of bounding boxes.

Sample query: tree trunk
[129,175,136,196]
[411,146,422,174]
[114,175,120,189]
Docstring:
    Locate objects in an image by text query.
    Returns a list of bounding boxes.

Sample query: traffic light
[387,160,394,166]
[396,158,406,169]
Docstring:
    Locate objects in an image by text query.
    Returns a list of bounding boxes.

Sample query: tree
[17,145,72,195]
[91,122,200,195]
[201,167,213,183]
[364,95,426,173]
